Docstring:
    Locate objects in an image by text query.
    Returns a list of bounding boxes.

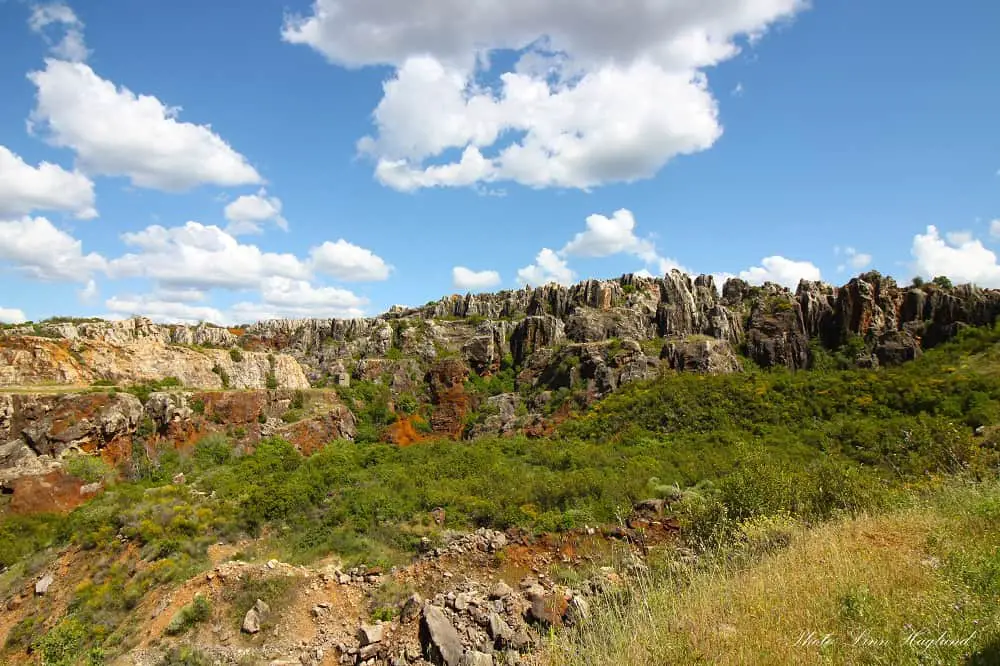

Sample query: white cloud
[836,246,872,272]
[989,219,1000,239]
[78,278,98,303]
[29,2,89,62]
[109,221,309,290]
[453,266,502,291]
[563,209,657,261]
[310,239,392,281]
[0,307,28,324]
[28,60,262,191]
[946,231,972,246]
[0,145,96,219]
[911,225,1000,287]
[286,0,806,190]
[739,255,821,290]
[517,208,685,287]
[224,189,288,235]
[0,216,106,282]
[517,248,575,286]
[230,277,367,321]
[105,295,226,325]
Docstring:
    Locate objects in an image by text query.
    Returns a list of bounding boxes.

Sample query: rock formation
[3,270,999,512]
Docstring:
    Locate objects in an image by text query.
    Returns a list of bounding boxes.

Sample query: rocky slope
[2,270,999,513]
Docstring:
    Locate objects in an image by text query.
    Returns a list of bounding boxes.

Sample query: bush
[229,348,244,363]
[165,595,211,635]
[63,452,113,484]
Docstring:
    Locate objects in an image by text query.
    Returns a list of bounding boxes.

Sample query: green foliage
[63,452,113,484]
[338,381,396,443]
[0,514,63,569]
[165,595,211,635]
[192,432,234,468]
[229,348,244,363]
[932,275,954,289]
[386,346,403,360]
[211,364,230,389]
[32,617,102,666]
[125,377,183,404]
[222,576,296,630]
[395,392,419,414]
[4,322,1000,660]
[265,371,278,390]
[291,390,306,410]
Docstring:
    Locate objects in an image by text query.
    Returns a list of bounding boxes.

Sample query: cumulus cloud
[517,208,684,287]
[835,246,872,273]
[911,225,1000,287]
[108,221,309,290]
[739,255,821,290]
[563,209,657,261]
[224,189,288,235]
[0,307,28,324]
[310,239,392,282]
[230,276,368,321]
[453,266,502,291]
[0,145,96,219]
[78,278,98,303]
[517,248,575,286]
[105,295,226,325]
[29,2,89,62]
[990,220,1000,239]
[0,216,106,281]
[285,0,805,190]
[28,60,261,191]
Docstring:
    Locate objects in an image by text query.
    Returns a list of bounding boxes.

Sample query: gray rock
[358,622,384,645]
[34,574,54,595]
[400,592,423,623]
[242,608,261,634]
[420,604,464,666]
[487,613,513,647]
[488,581,514,600]
[459,651,494,666]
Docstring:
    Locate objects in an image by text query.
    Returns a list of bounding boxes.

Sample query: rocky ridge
[2,270,999,512]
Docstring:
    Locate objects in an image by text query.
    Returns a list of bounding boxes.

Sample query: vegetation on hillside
[2,324,1000,661]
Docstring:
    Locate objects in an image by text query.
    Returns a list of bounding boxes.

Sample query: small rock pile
[420,528,508,559]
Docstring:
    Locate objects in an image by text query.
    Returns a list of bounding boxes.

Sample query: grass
[548,479,1000,666]
[3,324,1000,661]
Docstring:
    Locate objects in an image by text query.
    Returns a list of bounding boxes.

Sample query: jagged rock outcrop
[510,316,565,366]
[427,360,471,438]
[1,389,355,512]
[661,338,743,374]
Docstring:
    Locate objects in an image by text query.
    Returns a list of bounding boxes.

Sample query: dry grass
[550,484,1000,665]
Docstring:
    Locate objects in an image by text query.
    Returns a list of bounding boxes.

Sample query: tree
[932,275,953,289]
[910,276,925,288]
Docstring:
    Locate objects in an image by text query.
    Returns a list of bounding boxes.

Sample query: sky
[0,0,998,325]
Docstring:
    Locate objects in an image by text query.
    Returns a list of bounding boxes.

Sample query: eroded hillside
[2,271,1000,665]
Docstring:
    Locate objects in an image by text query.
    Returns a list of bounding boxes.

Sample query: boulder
[35,574,54,595]
[459,651,494,666]
[420,604,464,666]
[661,339,742,374]
[358,622,385,645]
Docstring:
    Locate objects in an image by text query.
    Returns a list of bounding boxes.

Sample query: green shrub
[63,452,113,484]
[229,348,244,363]
[165,595,211,635]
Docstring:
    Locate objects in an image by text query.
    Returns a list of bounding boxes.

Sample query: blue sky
[0,0,998,325]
